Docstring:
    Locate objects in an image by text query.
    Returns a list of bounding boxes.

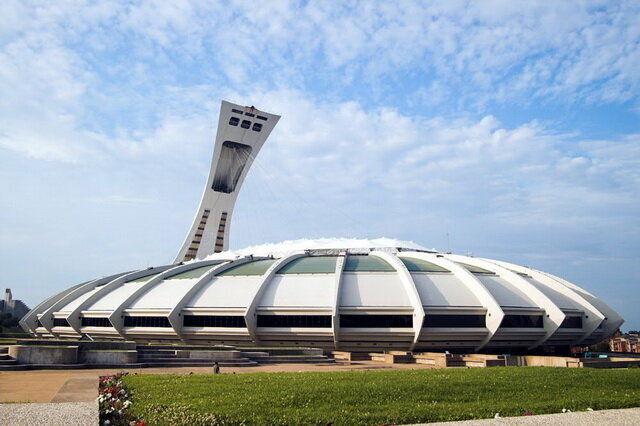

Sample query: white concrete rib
[398,252,505,351]
[243,252,306,343]
[166,258,251,340]
[107,261,223,339]
[481,258,606,345]
[37,271,131,336]
[331,253,347,349]
[64,266,173,335]
[447,255,566,350]
[369,251,424,352]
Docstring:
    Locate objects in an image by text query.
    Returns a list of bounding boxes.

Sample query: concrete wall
[79,350,138,365]
[175,350,242,360]
[9,345,78,365]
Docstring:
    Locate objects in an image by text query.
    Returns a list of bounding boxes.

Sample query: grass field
[122,367,640,425]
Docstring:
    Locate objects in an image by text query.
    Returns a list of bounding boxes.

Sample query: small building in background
[609,334,640,353]
[0,288,30,320]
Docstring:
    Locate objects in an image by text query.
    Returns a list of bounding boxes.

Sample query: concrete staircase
[0,347,21,370]
[136,347,257,368]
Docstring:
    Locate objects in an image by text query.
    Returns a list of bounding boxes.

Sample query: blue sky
[1,1,638,331]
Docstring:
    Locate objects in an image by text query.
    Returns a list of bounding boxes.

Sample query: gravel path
[418,407,640,425]
[0,401,97,426]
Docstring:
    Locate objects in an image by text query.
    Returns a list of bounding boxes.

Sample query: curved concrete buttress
[481,258,606,345]
[107,261,223,339]
[398,252,505,351]
[64,266,174,335]
[446,255,566,350]
[369,251,425,352]
[243,252,307,343]
[37,271,132,336]
[166,258,256,340]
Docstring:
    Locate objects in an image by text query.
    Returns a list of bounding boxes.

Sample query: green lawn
[123,367,640,425]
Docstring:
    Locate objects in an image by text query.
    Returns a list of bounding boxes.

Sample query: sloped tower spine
[174,101,280,263]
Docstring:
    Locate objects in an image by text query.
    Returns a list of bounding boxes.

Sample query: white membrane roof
[201,238,433,261]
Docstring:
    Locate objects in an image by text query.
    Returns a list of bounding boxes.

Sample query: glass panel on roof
[127,271,163,283]
[344,255,395,272]
[277,256,337,274]
[217,259,276,276]
[167,264,220,280]
[401,257,450,273]
[455,262,495,274]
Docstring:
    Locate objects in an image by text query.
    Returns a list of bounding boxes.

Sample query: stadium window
[257,315,332,328]
[229,117,239,126]
[123,316,171,327]
[252,123,263,132]
[344,255,395,272]
[53,318,71,327]
[559,316,583,328]
[81,317,112,327]
[499,315,544,328]
[241,120,251,129]
[340,314,413,328]
[183,315,246,328]
[422,314,486,328]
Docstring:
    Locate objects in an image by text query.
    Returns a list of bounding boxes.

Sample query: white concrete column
[243,252,306,343]
[331,253,347,349]
[397,252,505,351]
[369,251,424,352]
[446,254,566,350]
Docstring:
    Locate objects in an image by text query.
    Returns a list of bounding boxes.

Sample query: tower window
[241,120,251,129]
[229,117,239,126]
[252,123,263,132]
[256,115,268,121]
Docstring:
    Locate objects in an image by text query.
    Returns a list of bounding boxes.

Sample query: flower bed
[98,372,145,426]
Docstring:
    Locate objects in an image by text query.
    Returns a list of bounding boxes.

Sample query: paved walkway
[0,402,97,426]
[423,407,640,425]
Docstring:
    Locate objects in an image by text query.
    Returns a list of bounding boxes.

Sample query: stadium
[20,101,623,353]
